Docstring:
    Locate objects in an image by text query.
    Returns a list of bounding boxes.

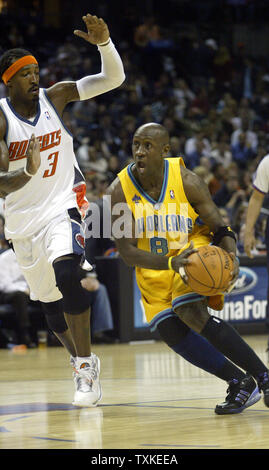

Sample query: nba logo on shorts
[75,233,85,249]
[170,190,175,199]
[45,111,51,120]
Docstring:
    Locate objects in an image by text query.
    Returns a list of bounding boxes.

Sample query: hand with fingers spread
[74,13,110,45]
[170,242,198,282]
[25,134,40,176]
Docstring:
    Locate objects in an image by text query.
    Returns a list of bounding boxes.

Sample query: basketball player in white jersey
[0,13,125,407]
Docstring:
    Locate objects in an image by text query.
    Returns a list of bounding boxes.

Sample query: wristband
[168,256,174,270]
[98,38,110,46]
[24,167,33,177]
[211,225,237,246]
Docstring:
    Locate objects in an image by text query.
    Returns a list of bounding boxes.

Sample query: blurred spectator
[231,117,258,152]
[169,136,185,158]
[213,45,233,86]
[185,128,211,161]
[193,165,213,187]
[213,173,246,217]
[76,142,108,176]
[208,163,226,195]
[231,131,255,169]
[0,249,36,347]
[173,78,196,119]
[106,155,121,184]
[190,86,210,116]
[186,139,209,169]
[210,137,232,168]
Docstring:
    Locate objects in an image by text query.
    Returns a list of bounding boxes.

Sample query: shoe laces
[75,375,92,393]
[75,364,96,393]
[226,378,252,406]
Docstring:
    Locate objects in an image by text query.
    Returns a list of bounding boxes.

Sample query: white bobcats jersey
[0,88,88,240]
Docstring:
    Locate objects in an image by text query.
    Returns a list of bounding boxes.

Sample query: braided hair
[0,48,32,79]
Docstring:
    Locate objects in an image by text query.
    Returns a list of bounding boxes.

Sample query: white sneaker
[72,354,102,407]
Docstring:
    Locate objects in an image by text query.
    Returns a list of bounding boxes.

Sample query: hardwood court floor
[0,334,269,450]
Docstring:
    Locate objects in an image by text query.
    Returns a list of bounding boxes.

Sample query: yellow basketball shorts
[136,235,211,331]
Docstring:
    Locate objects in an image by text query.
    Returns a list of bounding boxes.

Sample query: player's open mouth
[137,161,146,173]
[29,87,39,94]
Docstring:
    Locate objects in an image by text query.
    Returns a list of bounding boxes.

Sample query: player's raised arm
[46,13,125,116]
[0,113,40,197]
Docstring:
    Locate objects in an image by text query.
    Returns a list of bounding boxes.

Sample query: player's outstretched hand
[74,14,110,45]
[26,134,40,176]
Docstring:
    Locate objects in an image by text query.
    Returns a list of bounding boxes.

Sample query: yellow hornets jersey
[117,157,211,329]
[118,157,210,257]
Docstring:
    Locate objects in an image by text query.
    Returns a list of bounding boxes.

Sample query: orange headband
[2,55,38,85]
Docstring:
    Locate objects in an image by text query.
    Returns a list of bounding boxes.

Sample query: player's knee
[53,257,89,315]
[174,300,209,333]
[157,316,190,347]
[42,299,67,333]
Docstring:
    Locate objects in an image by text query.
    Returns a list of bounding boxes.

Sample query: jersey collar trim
[5,97,41,127]
[127,159,169,205]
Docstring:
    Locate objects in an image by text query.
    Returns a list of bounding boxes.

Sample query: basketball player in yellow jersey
[108,123,269,414]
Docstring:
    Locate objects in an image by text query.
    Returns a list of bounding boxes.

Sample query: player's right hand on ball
[171,242,197,282]
[224,252,239,293]
[26,134,41,176]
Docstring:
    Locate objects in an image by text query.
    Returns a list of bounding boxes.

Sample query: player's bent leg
[157,316,261,413]
[174,301,262,413]
[53,255,101,407]
[157,316,247,382]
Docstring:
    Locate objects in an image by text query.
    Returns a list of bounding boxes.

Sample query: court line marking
[141,443,221,448]
[102,403,269,413]
[0,398,268,417]
[31,436,77,442]
[4,415,33,422]
[0,426,10,432]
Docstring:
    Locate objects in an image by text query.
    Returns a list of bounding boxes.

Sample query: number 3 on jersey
[43,151,59,178]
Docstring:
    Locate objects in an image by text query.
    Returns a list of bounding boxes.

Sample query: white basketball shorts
[12,208,86,303]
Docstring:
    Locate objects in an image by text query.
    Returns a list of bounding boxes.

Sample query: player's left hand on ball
[171,242,198,282]
[225,252,239,293]
[74,13,110,45]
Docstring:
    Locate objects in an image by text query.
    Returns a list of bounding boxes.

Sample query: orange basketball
[182,245,234,296]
